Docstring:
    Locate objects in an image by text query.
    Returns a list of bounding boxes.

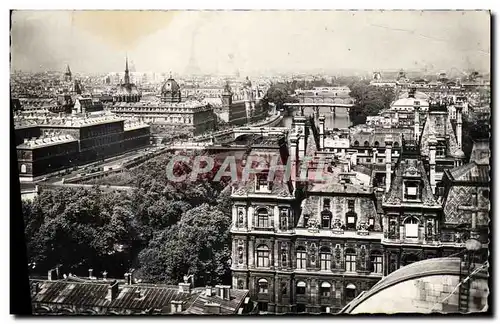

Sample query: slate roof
[420,112,462,158]
[448,162,490,183]
[30,278,249,315]
[383,157,440,208]
[442,160,490,226]
[30,278,196,313]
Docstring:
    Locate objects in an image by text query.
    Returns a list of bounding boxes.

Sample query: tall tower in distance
[124,56,130,85]
[222,80,233,109]
[64,64,72,82]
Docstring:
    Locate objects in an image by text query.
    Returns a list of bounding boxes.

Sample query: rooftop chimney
[48,269,57,281]
[88,268,94,279]
[428,135,437,194]
[205,286,213,297]
[102,271,108,280]
[414,107,420,142]
[385,135,393,193]
[318,115,325,150]
[204,302,221,315]
[289,133,299,189]
[170,300,183,314]
[106,280,119,301]
[124,272,133,285]
[456,105,463,150]
[178,282,192,294]
[215,285,231,301]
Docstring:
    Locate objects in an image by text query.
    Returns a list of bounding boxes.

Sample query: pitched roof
[448,162,490,183]
[30,278,249,315]
[383,156,440,208]
[420,112,462,158]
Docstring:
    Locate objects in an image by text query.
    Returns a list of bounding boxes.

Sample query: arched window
[320,247,331,270]
[364,141,370,147]
[354,140,359,146]
[20,164,27,173]
[257,208,269,228]
[345,283,357,301]
[296,246,307,269]
[256,245,270,267]
[296,281,306,295]
[370,250,383,273]
[345,248,357,272]
[320,281,332,297]
[393,142,400,148]
[404,217,419,238]
[258,278,268,293]
[374,141,380,147]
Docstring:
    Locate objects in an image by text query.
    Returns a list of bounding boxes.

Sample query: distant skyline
[11,10,491,76]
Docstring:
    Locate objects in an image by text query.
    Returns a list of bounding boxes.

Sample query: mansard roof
[383,156,440,208]
[420,111,462,158]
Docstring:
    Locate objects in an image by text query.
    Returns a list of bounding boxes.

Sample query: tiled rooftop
[30,277,249,315]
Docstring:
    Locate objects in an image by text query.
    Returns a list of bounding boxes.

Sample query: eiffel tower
[184,32,202,76]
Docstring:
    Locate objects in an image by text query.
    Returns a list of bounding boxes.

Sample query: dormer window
[436,146,446,157]
[346,211,357,231]
[321,210,332,229]
[255,173,271,193]
[404,181,420,201]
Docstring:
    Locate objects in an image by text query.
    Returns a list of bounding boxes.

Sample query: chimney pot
[89,268,93,279]
[102,271,108,280]
[106,280,119,301]
[124,273,131,285]
[171,300,183,314]
[178,282,192,294]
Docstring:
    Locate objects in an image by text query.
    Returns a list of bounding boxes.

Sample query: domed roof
[452,148,466,158]
[340,257,488,314]
[161,77,180,95]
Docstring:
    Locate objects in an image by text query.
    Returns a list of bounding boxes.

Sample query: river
[280,107,351,130]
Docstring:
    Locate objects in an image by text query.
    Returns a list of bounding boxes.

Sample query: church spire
[124,55,130,85]
[124,56,130,84]
[65,64,72,82]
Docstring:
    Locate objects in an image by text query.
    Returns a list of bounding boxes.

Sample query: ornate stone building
[230,116,384,314]
[230,112,489,314]
[113,57,141,103]
[109,76,215,136]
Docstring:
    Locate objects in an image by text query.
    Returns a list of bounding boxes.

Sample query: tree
[265,83,298,110]
[136,203,232,286]
[348,81,395,126]
[23,186,139,277]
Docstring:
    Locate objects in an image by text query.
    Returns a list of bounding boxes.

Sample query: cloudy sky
[10,10,490,75]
